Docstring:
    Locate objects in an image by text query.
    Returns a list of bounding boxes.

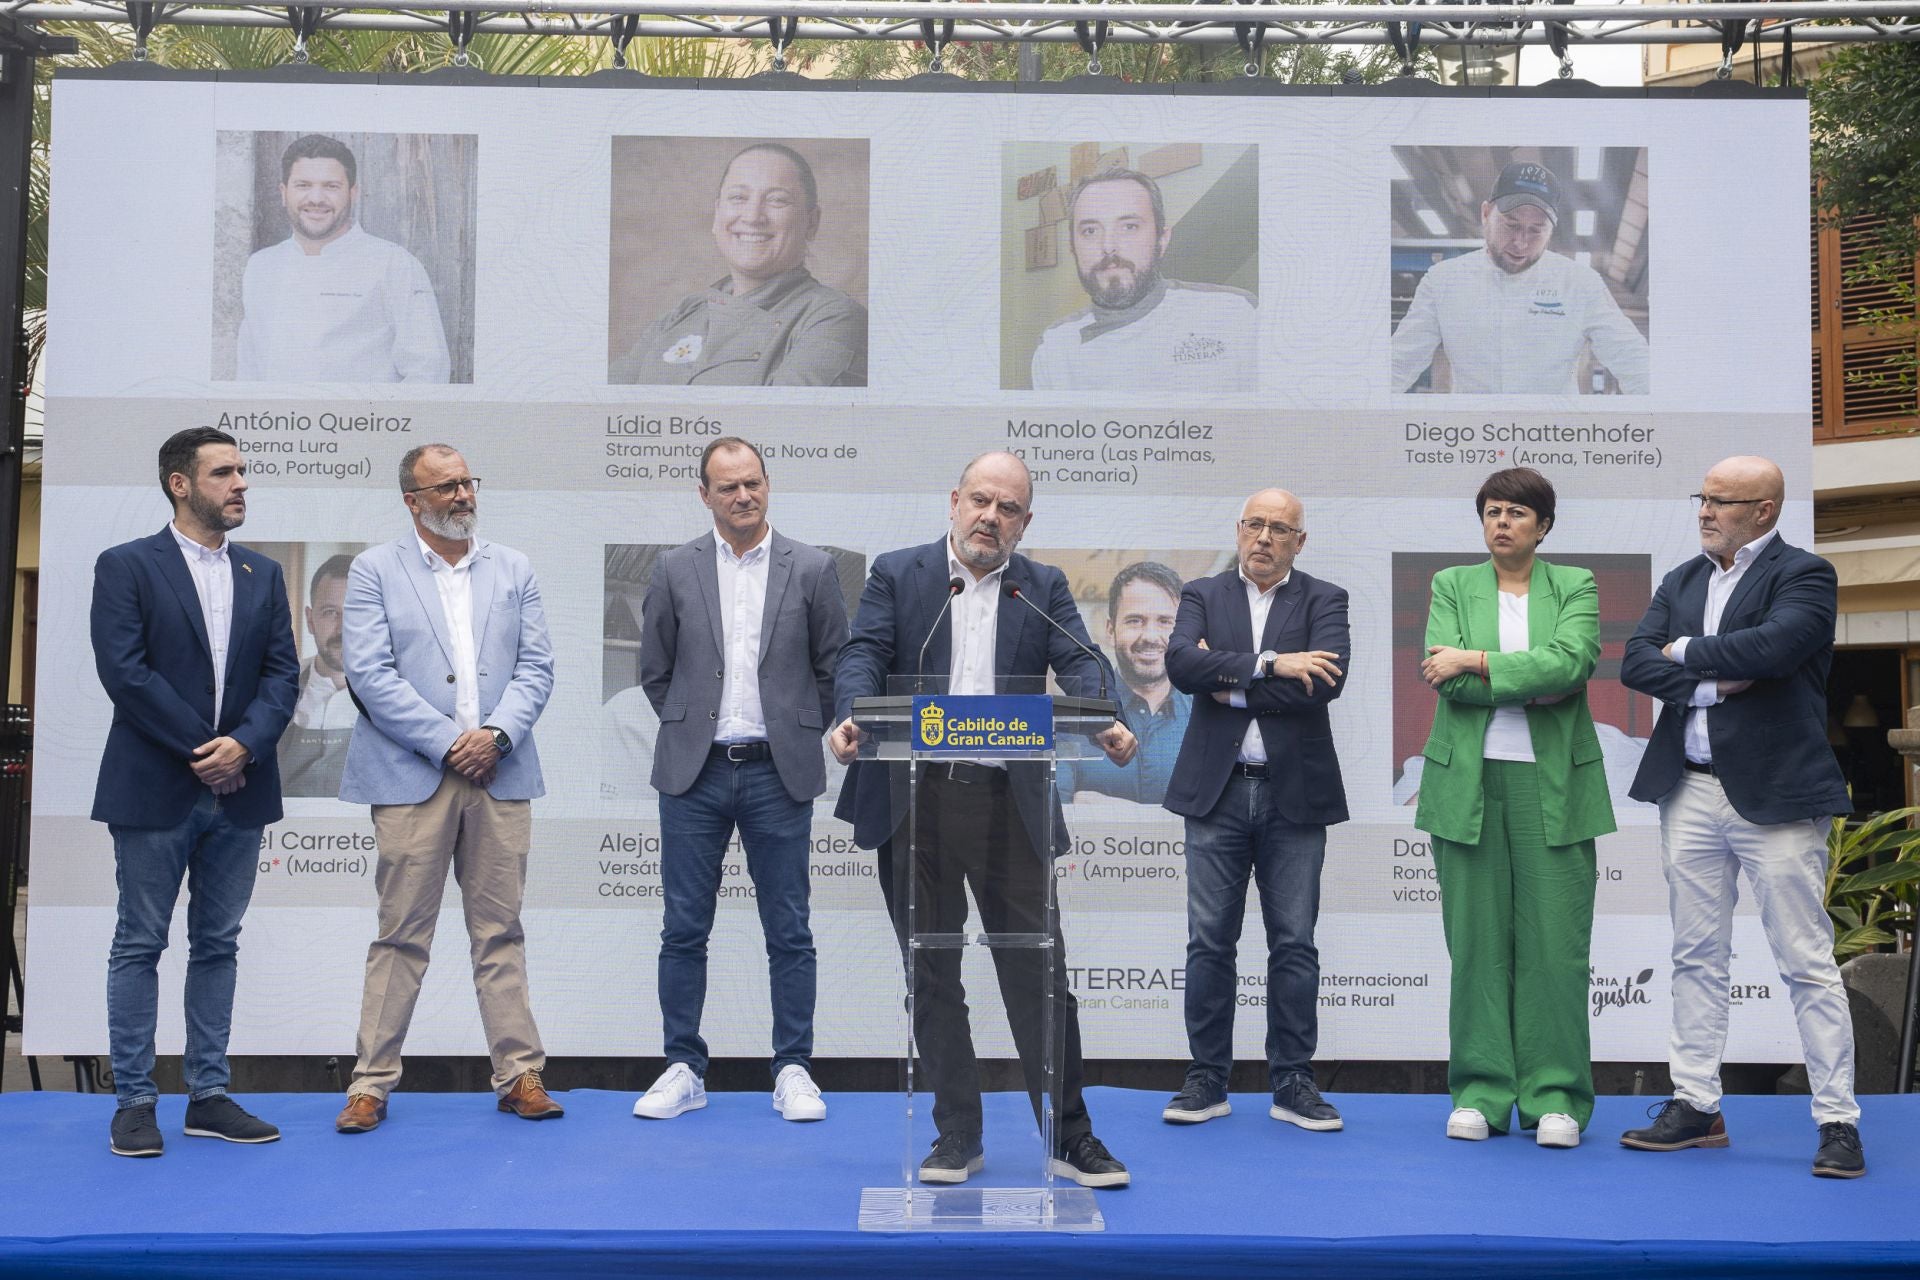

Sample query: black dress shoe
[109,1103,163,1158]
[1619,1098,1728,1151]
[1051,1132,1130,1189]
[917,1132,984,1184]
[1812,1122,1865,1179]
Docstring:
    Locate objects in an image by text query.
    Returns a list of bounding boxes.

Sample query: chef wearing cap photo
[1391,157,1650,396]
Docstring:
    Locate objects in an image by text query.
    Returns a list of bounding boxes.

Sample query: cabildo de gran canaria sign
[912,695,1055,754]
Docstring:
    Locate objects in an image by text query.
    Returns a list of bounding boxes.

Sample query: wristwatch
[1257,650,1278,677]
[484,725,513,757]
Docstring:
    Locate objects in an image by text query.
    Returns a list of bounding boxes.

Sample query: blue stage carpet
[1,1087,1912,1277]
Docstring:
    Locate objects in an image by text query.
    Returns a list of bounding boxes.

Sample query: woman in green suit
[1415,467,1616,1149]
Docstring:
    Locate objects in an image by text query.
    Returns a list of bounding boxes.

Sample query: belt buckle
[725,742,756,762]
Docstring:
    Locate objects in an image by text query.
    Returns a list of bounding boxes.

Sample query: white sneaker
[773,1064,827,1122]
[633,1062,706,1119]
[1446,1107,1490,1141]
[1536,1113,1580,1148]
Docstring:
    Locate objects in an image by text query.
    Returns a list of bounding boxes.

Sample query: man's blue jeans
[106,791,262,1109]
[657,753,815,1080]
[1183,774,1328,1089]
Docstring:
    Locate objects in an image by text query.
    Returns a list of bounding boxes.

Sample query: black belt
[923,761,1002,786]
[1233,761,1270,780]
[711,741,771,762]
[1683,759,1716,776]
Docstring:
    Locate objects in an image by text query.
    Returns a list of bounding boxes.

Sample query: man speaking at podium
[829,451,1139,1189]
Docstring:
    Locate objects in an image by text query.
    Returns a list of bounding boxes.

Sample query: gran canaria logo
[919,701,946,748]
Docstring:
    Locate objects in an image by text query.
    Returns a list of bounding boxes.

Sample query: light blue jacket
[340,535,552,805]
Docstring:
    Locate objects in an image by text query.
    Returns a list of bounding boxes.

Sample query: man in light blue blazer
[333,443,561,1134]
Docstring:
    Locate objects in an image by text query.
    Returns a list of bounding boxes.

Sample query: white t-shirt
[1031,280,1257,393]
[1483,592,1536,763]
[236,224,452,383]
[1392,248,1649,395]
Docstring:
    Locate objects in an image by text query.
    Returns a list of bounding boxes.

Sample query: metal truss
[1,0,1916,52]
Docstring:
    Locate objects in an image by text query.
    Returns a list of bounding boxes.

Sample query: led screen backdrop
[28,71,1813,1065]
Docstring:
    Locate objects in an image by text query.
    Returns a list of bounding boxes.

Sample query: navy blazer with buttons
[1162,567,1351,826]
[1621,534,1850,825]
[90,526,300,829]
[832,538,1118,855]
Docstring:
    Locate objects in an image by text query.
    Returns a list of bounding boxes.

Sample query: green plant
[1825,804,1920,961]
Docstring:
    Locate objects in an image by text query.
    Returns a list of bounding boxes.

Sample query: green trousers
[1431,759,1596,1132]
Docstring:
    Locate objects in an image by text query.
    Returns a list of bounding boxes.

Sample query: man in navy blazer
[828,451,1137,1189]
[1160,488,1350,1132]
[1619,455,1862,1178]
[91,427,298,1157]
[333,444,561,1133]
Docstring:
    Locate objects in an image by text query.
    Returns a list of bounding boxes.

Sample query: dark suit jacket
[1621,534,1851,825]
[639,529,848,802]
[90,526,299,828]
[1162,568,1350,825]
[832,539,1116,854]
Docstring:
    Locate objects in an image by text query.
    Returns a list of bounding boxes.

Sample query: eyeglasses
[1239,518,1303,539]
[1688,493,1763,512]
[406,477,481,499]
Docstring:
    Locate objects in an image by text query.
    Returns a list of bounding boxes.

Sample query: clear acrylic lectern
[853,676,1118,1233]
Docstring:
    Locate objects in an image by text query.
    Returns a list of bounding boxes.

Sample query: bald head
[957,451,1034,507]
[1237,488,1306,589]
[1697,454,1784,566]
[1705,456,1785,507]
[949,450,1036,576]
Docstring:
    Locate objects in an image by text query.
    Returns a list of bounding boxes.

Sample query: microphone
[1003,581,1109,703]
[915,576,966,692]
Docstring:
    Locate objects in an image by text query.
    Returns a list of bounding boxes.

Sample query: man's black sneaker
[183,1095,281,1144]
[1162,1073,1231,1124]
[109,1103,163,1158]
[1270,1074,1343,1131]
[1051,1131,1130,1188]
[1812,1121,1866,1179]
[1619,1098,1728,1151]
[917,1132,984,1184]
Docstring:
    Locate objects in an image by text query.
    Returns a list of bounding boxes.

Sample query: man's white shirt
[1672,528,1779,765]
[1391,248,1649,395]
[1031,281,1257,393]
[1230,568,1288,765]
[715,527,772,743]
[170,522,233,727]
[417,535,481,733]
[236,224,452,383]
[292,659,356,729]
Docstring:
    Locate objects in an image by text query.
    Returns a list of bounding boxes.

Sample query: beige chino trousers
[349,770,545,1099]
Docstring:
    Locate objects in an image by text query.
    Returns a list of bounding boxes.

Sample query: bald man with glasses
[1619,456,1862,1178]
[1160,490,1351,1132]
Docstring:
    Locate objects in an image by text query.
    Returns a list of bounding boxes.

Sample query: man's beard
[954,523,1012,572]
[186,489,244,533]
[422,506,477,540]
[1115,644,1166,693]
[294,205,350,243]
[1078,253,1162,310]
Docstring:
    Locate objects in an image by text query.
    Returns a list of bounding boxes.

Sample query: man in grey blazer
[630,437,849,1123]
[332,443,562,1133]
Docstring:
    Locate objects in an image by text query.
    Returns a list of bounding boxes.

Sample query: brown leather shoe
[335,1093,386,1134]
[499,1070,564,1119]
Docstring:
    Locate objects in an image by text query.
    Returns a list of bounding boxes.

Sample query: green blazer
[1413,558,1617,848]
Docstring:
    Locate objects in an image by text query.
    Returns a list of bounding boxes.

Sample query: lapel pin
[242,563,253,573]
